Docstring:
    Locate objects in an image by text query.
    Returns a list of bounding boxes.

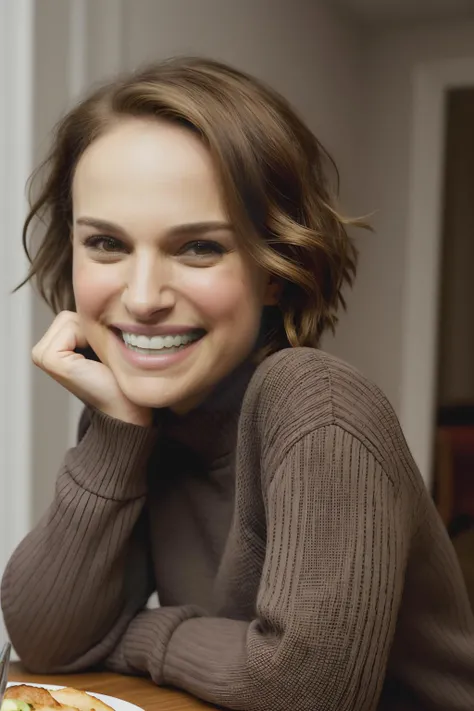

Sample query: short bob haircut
[20,56,366,356]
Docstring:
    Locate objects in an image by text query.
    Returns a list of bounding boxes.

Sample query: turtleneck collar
[162,359,256,464]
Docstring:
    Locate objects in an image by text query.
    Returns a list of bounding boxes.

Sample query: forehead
[72,118,227,229]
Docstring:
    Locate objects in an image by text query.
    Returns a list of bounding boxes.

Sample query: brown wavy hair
[20,56,367,354]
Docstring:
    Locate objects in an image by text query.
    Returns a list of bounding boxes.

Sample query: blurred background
[2,0,474,641]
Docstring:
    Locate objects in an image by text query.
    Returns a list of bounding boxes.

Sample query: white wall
[325,18,474,418]
[0,0,34,648]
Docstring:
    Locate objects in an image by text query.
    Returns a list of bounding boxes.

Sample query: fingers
[33,311,79,355]
[31,311,151,425]
[32,311,89,373]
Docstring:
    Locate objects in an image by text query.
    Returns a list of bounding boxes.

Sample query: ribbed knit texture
[2,348,474,710]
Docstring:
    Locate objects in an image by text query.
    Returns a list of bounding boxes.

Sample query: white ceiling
[333,0,474,24]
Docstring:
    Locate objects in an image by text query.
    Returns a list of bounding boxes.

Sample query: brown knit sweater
[2,348,474,710]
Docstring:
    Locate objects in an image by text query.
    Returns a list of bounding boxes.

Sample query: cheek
[186,263,265,332]
[73,259,120,319]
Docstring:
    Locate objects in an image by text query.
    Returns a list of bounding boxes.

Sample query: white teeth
[136,335,153,349]
[121,330,202,351]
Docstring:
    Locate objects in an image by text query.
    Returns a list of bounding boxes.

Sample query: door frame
[0,0,34,629]
[399,56,474,486]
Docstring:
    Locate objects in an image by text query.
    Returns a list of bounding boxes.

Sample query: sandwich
[2,684,114,711]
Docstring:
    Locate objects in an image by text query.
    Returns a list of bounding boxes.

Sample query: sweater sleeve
[1,408,159,673]
[104,425,411,711]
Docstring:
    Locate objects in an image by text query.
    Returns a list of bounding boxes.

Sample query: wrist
[67,409,159,499]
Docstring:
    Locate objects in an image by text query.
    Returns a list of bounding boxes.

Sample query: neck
[163,359,256,462]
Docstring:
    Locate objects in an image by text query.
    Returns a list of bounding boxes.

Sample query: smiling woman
[67,117,276,414]
[2,56,474,711]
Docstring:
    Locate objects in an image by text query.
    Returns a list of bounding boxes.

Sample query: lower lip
[112,331,203,370]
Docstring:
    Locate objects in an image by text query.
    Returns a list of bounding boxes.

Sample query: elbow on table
[7,633,87,676]
[20,657,61,675]
[11,644,69,675]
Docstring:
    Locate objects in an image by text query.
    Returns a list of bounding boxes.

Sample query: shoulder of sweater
[243,348,420,488]
[245,347,388,430]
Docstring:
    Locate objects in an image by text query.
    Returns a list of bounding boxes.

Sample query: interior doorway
[433,87,474,608]
[399,57,474,489]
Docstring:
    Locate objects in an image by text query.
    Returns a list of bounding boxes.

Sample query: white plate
[6,682,144,711]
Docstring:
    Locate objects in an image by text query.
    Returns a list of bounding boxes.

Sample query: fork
[0,642,11,706]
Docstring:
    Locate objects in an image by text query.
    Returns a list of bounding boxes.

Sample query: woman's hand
[32,311,152,426]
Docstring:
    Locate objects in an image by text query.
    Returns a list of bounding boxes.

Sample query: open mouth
[114,328,206,355]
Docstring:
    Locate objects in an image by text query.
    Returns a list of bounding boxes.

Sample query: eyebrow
[75,217,234,238]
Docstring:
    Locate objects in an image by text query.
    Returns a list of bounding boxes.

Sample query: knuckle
[58,309,76,321]
[32,345,53,373]
[55,311,71,325]
[41,353,57,374]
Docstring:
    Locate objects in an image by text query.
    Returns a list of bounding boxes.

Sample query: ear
[263,277,282,306]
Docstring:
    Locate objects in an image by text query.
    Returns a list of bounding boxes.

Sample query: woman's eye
[181,240,226,258]
[84,235,125,254]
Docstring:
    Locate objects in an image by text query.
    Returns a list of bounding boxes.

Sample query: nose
[121,252,175,320]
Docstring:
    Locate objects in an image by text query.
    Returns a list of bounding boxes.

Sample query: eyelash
[84,235,121,253]
[181,240,227,257]
[83,236,227,258]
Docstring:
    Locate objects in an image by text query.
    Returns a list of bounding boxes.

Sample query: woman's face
[72,118,274,413]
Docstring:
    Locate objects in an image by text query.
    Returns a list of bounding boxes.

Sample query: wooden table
[9,663,214,711]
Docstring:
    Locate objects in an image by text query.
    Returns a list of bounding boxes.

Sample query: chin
[117,375,206,413]
[106,338,255,413]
